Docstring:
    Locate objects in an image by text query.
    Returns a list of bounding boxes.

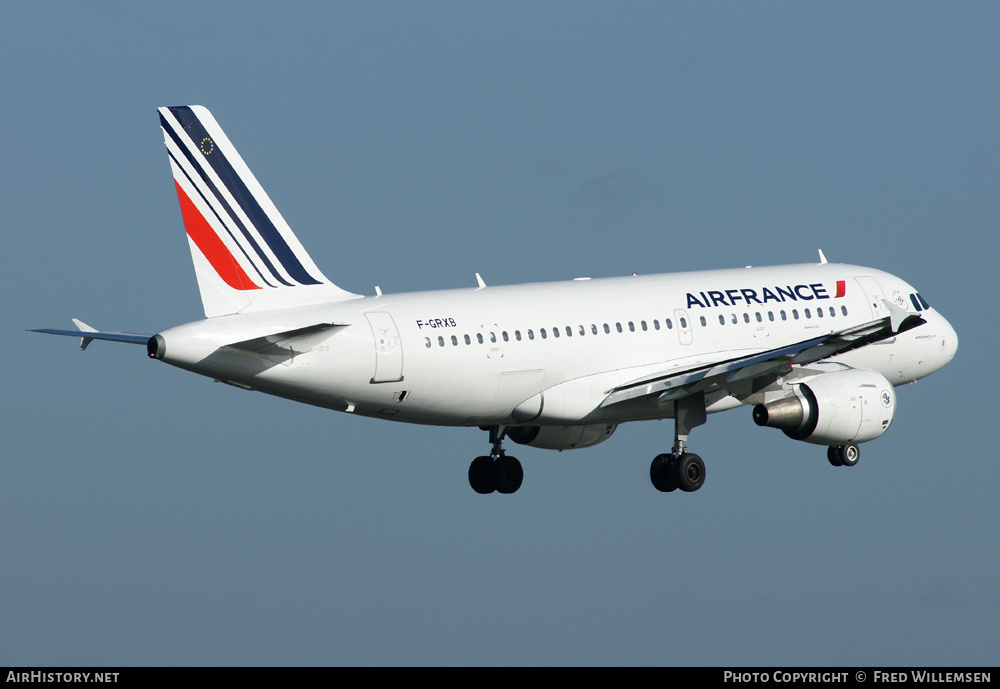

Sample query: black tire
[493,455,523,494]
[841,444,860,467]
[827,446,844,467]
[469,456,496,494]
[650,453,677,492]
[676,453,706,492]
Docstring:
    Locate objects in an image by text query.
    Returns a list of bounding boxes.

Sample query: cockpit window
[916,293,930,310]
[910,294,923,312]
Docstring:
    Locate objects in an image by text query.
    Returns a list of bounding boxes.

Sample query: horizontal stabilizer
[30,320,150,350]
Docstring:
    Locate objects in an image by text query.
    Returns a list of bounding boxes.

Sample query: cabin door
[365,311,404,383]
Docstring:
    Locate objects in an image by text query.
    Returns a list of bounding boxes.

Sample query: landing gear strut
[650,392,708,493]
[469,425,523,494]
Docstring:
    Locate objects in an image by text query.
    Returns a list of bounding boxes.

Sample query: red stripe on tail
[835,280,846,298]
[174,182,261,291]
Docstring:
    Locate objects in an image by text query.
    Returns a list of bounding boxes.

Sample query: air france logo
[685,280,846,309]
[881,390,892,407]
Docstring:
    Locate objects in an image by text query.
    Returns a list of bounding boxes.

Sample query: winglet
[882,298,926,334]
[71,318,98,350]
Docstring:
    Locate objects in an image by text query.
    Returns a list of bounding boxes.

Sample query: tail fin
[158,105,359,317]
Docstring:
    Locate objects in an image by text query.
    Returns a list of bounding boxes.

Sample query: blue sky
[2,2,997,665]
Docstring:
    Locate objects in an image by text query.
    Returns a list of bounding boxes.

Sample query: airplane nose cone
[926,311,958,373]
[941,315,958,364]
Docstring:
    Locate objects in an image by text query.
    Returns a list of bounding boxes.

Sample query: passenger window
[628,321,635,332]
[566,326,573,337]
[477,333,484,343]
[464,334,471,345]
[424,337,432,348]
[641,320,648,331]
[828,307,835,317]
[743,313,750,323]
[603,323,610,334]
[780,310,787,321]
[699,316,707,326]
[540,328,547,339]
[805,308,811,319]
[438,336,445,347]
[579,325,585,336]
[527,329,534,340]
[515,330,522,341]
[755,312,762,322]
[841,306,848,316]
[502,331,509,342]
[816,308,823,318]
[666,319,673,329]
[653,319,660,330]
[792,309,799,320]
[679,317,687,328]
[591,324,598,335]
[731,314,737,324]
[490,332,497,343]
[718,315,725,325]
[616,323,623,333]
[451,335,458,346]
[552,327,559,338]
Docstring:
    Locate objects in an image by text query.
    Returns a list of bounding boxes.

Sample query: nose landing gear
[827,444,860,467]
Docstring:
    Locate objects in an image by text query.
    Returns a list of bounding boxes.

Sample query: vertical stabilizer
[158,105,359,317]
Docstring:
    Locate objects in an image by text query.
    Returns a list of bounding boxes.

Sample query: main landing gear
[469,425,523,494]
[827,444,860,467]
[650,392,708,493]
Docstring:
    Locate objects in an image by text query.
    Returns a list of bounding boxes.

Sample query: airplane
[32,105,959,495]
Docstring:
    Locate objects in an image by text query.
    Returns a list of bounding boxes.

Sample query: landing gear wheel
[493,455,523,494]
[676,453,706,492]
[840,444,860,467]
[650,454,678,492]
[827,446,844,467]
[827,445,860,467]
[469,456,496,494]
[469,426,522,495]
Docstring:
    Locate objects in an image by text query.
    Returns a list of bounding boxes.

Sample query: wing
[221,322,347,364]
[601,311,925,408]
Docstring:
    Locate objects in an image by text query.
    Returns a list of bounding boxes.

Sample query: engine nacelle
[752,369,895,446]
[507,424,617,450]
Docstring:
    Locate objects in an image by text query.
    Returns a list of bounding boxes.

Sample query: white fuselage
[154,262,958,429]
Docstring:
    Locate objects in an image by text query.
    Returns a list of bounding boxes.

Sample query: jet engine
[752,369,895,446]
[507,424,617,450]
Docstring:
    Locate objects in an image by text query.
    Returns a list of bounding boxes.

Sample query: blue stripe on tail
[165,106,322,287]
